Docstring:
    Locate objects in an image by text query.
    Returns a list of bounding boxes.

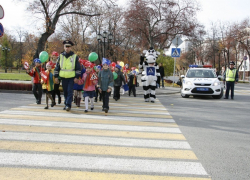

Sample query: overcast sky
[1,0,250,36]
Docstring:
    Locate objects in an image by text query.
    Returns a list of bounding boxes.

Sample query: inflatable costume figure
[139,47,160,102]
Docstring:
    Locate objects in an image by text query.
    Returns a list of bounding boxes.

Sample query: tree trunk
[34,32,53,59]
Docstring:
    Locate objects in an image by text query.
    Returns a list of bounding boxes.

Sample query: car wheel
[181,91,189,98]
[212,88,223,99]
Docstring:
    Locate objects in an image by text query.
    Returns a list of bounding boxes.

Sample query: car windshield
[186,69,217,78]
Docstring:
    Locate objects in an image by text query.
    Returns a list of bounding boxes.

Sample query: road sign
[0,5,4,19]
[171,48,181,57]
[0,23,4,37]
[172,36,183,47]
[243,56,247,60]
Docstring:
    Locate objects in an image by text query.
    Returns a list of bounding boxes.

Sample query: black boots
[58,96,61,104]
[77,98,81,107]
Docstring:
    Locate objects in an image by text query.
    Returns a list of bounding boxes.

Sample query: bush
[0,82,32,91]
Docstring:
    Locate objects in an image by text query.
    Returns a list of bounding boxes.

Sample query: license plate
[197,88,208,91]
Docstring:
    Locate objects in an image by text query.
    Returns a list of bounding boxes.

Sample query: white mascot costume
[139,47,160,103]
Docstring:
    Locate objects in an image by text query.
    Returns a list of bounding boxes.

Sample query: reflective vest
[59,54,76,78]
[226,68,236,81]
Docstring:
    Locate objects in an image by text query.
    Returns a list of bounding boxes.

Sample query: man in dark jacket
[159,63,165,88]
[113,64,126,101]
[54,40,81,111]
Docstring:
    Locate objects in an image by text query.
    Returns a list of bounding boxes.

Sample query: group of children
[26,52,138,113]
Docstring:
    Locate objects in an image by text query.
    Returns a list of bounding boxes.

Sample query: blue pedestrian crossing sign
[171,48,181,57]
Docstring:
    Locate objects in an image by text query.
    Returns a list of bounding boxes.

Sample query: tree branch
[59,11,101,17]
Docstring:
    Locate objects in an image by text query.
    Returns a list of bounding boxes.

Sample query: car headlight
[213,82,219,86]
[186,81,192,85]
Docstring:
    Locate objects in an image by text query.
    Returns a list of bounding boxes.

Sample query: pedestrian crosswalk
[234,90,250,95]
[0,96,211,180]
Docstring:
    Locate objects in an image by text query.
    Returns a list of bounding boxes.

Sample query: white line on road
[0,110,175,123]
[0,132,191,149]
[0,119,180,133]
[0,152,208,175]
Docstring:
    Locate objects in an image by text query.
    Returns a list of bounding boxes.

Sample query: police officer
[223,61,238,100]
[54,40,81,111]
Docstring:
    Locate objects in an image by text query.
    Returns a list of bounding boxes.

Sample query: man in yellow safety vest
[54,40,81,111]
[223,61,238,100]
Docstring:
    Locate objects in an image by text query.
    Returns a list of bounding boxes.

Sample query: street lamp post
[97,31,113,61]
[1,46,10,73]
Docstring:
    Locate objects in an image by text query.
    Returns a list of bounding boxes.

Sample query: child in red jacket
[75,62,98,112]
[26,58,44,104]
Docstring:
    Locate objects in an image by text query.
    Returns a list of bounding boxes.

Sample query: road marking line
[0,119,181,133]
[0,132,191,149]
[19,106,171,115]
[10,108,173,118]
[0,140,195,159]
[0,111,175,122]
[0,152,208,175]
[0,124,185,140]
[0,114,176,127]
[0,167,212,180]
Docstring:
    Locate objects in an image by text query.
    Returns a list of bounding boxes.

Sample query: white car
[180,67,223,99]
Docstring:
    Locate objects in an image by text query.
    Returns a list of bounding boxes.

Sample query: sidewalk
[0,80,180,95]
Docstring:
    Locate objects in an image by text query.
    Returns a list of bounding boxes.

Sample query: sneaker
[85,110,88,112]
[65,106,71,111]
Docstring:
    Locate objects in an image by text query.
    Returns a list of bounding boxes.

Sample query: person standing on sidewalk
[54,40,81,111]
[223,61,238,100]
[158,63,165,88]
[97,59,113,113]
[26,58,44,104]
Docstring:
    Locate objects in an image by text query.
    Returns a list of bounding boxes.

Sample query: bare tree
[23,0,102,59]
[124,0,202,49]
[15,28,27,72]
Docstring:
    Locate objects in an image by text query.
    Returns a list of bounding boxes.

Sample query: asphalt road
[0,83,249,179]
[158,83,250,180]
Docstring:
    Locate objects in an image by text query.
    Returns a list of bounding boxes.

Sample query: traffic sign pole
[172,36,182,86]
[173,57,176,86]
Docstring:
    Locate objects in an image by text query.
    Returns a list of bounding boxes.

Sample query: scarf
[35,67,41,80]
[84,73,92,89]
[133,76,136,85]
